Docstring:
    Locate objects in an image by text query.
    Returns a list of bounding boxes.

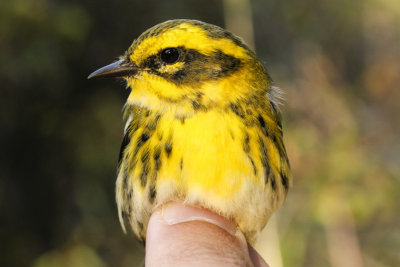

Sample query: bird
[88,19,291,244]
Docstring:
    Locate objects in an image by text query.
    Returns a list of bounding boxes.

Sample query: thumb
[145,202,269,267]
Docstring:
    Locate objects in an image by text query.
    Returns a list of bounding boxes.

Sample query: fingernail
[159,202,238,236]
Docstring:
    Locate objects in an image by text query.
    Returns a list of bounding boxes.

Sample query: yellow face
[120,20,269,114]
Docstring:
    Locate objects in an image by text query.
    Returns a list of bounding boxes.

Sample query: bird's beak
[88,59,138,79]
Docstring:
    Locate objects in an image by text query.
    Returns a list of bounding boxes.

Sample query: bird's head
[89,20,270,115]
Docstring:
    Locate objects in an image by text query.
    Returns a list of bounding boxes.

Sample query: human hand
[145,202,269,267]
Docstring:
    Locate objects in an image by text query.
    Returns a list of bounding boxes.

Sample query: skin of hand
[145,202,269,267]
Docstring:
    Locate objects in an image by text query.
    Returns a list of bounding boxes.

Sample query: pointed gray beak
[88,59,138,79]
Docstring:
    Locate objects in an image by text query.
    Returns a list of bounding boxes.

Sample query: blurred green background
[1,0,399,266]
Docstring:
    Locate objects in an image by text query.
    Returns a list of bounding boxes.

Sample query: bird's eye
[160,48,180,64]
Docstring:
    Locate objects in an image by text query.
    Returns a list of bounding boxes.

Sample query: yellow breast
[116,101,289,243]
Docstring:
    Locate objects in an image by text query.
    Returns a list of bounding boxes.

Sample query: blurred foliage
[1,0,399,266]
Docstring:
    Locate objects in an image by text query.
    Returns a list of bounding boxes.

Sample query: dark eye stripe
[141,48,241,85]
[141,54,161,70]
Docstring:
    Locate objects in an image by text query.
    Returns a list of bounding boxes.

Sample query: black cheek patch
[214,50,241,77]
